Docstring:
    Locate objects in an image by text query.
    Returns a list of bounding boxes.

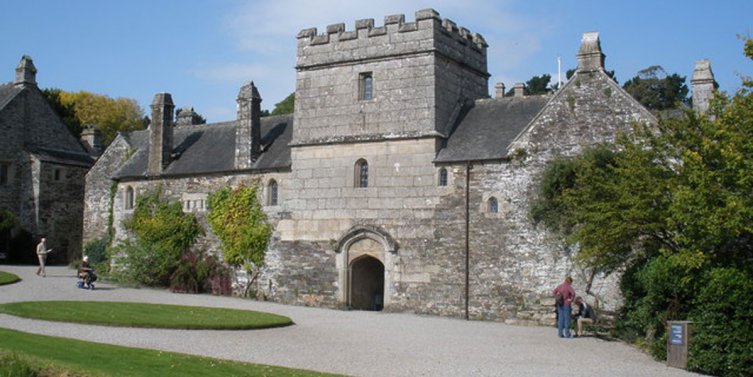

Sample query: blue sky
[1,0,751,122]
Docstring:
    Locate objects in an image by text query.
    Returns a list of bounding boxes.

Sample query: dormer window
[360,72,373,101]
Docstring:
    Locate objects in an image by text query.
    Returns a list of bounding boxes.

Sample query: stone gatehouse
[84,9,715,324]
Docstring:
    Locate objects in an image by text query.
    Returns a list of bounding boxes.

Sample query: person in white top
[35,238,50,277]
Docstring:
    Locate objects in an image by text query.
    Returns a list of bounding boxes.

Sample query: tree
[526,74,552,95]
[532,38,753,374]
[623,66,689,110]
[269,93,294,116]
[43,89,147,145]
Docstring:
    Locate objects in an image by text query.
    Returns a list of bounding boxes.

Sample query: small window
[125,186,135,210]
[355,159,369,188]
[488,197,499,213]
[268,179,278,206]
[438,168,448,187]
[0,162,9,185]
[360,73,373,101]
[54,168,62,181]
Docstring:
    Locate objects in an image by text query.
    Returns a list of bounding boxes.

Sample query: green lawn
[0,270,21,285]
[0,301,294,329]
[0,327,346,377]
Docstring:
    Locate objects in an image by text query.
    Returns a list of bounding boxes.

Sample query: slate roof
[0,82,23,111]
[28,146,94,167]
[114,114,293,179]
[435,95,549,162]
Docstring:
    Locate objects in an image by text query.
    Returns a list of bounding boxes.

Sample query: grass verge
[0,301,293,329]
[0,327,346,377]
[0,270,21,285]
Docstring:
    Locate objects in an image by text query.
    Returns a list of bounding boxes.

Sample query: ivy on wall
[207,184,272,297]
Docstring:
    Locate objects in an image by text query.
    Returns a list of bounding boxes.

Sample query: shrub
[170,251,233,295]
[117,188,203,287]
[688,268,753,377]
[82,237,109,264]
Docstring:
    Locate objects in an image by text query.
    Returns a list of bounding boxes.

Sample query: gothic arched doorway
[350,255,384,311]
[334,225,398,311]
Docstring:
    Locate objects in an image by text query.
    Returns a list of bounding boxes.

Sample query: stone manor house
[83,9,716,323]
[0,56,95,264]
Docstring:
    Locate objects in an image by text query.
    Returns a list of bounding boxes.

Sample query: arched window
[268,179,278,206]
[438,168,448,187]
[355,159,369,188]
[125,186,135,210]
[488,197,499,213]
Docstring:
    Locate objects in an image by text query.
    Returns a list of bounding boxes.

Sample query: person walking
[36,237,49,277]
[552,276,575,338]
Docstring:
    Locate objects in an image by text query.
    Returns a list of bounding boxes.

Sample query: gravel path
[0,266,704,377]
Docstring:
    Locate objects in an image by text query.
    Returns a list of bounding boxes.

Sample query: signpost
[667,321,692,369]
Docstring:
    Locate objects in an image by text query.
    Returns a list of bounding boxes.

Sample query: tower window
[438,168,448,187]
[268,179,278,206]
[488,197,499,213]
[125,186,135,210]
[355,159,369,188]
[360,73,373,101]
[54,168,62,181]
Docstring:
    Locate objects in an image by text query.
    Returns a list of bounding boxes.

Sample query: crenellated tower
[292,8,489,146]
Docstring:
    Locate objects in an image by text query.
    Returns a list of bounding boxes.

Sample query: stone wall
[83,136,131,244]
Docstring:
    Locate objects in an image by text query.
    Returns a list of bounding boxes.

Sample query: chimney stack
[514,83,526,98]
[80,125,103,157]
[495,82,506,99]
[691,59,715,114]
[235,81,262,169]
[15,55,37,87]
[577,32,605,73]
[147,93,174,176]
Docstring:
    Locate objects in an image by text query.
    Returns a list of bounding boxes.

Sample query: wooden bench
[582,309,617,338]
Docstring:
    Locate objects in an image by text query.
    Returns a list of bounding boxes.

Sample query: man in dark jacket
[574,296,595,337]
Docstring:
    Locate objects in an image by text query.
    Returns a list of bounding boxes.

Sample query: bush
[170,251,233,295]
[688,268,753,377]
[115,188,203,288]
[82,237,109,264]
[616,255,698,359]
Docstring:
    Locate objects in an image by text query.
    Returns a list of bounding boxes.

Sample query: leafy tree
[532,38,753,374]
[623,66,689,110]
[43,89,147,145]
[269,93,295,116]
[207,184,272,297]
[526,74,552,95]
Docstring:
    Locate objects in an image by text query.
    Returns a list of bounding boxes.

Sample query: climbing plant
[207,184,272,296]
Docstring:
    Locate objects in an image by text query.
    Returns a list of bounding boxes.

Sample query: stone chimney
[495,82,506,99]
[514,83,526,98]
[147,93,174,176]
[80,124,103,157]
[691,59,715,114]
[175,107,202,127]
[235,81,262,169]
[15,55,37,87]
[577,32,605,73]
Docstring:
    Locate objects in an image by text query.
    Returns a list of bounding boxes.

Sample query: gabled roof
[114,114,293,179]
[435,95,549,162]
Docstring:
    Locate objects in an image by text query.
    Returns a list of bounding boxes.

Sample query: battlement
[296,8,487,72]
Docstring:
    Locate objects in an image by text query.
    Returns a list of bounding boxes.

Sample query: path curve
[0,266,704,377]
